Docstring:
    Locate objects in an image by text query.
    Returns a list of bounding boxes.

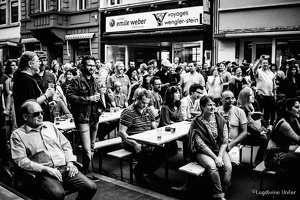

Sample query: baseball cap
[161,59,172,67]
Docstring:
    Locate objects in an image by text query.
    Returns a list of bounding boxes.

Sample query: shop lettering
[164,17,199,26]
[116,19,146,27]
[168,11,188,18]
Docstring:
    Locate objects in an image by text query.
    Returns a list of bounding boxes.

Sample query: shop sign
[106,6,203,33]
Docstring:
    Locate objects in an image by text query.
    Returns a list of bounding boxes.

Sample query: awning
[65,33,94,40]
[21,38,40,44]
[65,33,94,56]
[0,41,19,47]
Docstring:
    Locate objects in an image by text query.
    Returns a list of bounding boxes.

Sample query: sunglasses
[27,111,45,117]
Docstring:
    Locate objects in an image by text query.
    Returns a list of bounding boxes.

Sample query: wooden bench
[179,162,205,177]
[93,137,122,173]
[253,161,276,190]
[107,149,133,183]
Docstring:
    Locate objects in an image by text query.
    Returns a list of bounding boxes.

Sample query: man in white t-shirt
[178,61,205,97]
[252,55,276,126]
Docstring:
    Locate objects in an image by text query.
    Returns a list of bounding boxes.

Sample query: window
[0,1,5,25]
[39,0,48,12]
[110,0,121,6]
[77,0,87,10]
[11,1,18,23]
[173,41,203,64]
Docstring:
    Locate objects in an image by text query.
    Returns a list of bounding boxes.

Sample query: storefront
[103,5,212,68]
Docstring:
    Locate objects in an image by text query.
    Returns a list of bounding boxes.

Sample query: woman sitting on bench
[187,95,232,200]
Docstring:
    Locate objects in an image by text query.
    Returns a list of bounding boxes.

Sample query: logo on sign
[152,12,167,26]
[109,19,115,27]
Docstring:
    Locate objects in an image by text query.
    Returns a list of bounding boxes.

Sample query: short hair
[114,61,124,69]
[81,55,96,68]
[133,88,151,101]
[19,99,38,116]
[150,76,161,85]
[221,90,234,98]
[140,63,148,70]
[19,51,37,70]
[148,59,157,65]
[65,68,77,77]
[189,83,203,95]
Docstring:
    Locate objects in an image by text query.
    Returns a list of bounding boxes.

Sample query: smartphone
[265,55,270,59]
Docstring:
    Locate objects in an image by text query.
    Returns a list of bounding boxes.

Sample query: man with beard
[148,76,163,123]
[107,61,131,98]
[66,56,100,182]
[178,61,205,97]
[154,59,172,99]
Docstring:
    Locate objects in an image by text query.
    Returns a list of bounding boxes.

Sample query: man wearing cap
[154,59,172,99]
[178,61,205,97]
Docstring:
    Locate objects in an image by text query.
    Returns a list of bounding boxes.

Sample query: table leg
[164,143,169,193]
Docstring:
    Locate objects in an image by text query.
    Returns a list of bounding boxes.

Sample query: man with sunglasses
[10,100,97,200]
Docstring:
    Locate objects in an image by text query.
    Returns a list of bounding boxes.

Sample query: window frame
[10,0,18,24]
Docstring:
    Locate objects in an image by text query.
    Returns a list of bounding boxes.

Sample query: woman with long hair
[159,86,183,156]
[237,87,268,165]
[3,59,18,131]
[282,63,300,98]
[187,95,231,200]
[264,98,300,179]
[229,67,249,99]
[206,66,223,106]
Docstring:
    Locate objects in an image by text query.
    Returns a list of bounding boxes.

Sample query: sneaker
[87,175,100,183]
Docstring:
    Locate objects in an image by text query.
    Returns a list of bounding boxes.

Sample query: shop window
[77,40,90,57]
[173,41,203,64]
[110,0,121,6]
[256,43,271,61]
[276,39,300,67]
[11,1,18,23]
[244,41,252,64]
[0,3,6,25]
[77,0,87,10]
[105,45,126,64]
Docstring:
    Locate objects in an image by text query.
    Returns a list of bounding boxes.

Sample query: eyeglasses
[27,111,44,117]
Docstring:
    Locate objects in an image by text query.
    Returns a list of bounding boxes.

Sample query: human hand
[214,156,224,167]
[47,167,62,182]
[90,94,100,102]
[45,88,55,98]
[134,143,142,154]
[67,163,78,177]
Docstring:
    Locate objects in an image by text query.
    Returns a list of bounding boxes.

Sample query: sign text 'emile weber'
[106,6,204,33]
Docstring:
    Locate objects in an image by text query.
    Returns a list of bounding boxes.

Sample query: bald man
[10,100,97,200]
[216,90,248,151]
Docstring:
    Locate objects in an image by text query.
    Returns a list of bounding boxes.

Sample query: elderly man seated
[10,100,97,200]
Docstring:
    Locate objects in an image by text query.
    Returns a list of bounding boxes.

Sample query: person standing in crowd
[148,59,158,74]
[282,63,300,99]
[119,88,165,185]
[270,63,285,101]
[187,95,231,200]
[180,83,204,121]
[148,76,163,123]
[13,51,55,127]
[126,60,136,78]
[66,55,100,181]
[229,67,249,99]
[237,87,268,165]
[10,100,97,200]
[252,54,276,127]
[107,61,131,98]
[155,59,172,99]
[3,59,18,132]
[178,61,206,97]
[206,66,223,106]
[218,62,231,92]
[216,90,248,154]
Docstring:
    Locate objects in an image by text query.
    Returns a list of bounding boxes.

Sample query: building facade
[20,0,100,65]
[101,0,212,68]
[213,0,300,67]
[0,0,21,62]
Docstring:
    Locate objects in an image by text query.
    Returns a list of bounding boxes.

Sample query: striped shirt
[120,104,155,135]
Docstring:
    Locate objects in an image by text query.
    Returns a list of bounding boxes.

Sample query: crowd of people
[1,51,300,200]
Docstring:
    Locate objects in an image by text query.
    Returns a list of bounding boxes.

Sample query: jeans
[196,152,232,198]
[97,119,119,140]
[36,166,97,200]
[241,134,268,164]
[77,122,99,174]
[256,94,276,125]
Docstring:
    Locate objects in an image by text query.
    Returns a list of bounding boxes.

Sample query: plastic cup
[157,129,162,141]
[171,127,176,134]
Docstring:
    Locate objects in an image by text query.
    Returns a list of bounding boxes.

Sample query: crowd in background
[1,51,300,199]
